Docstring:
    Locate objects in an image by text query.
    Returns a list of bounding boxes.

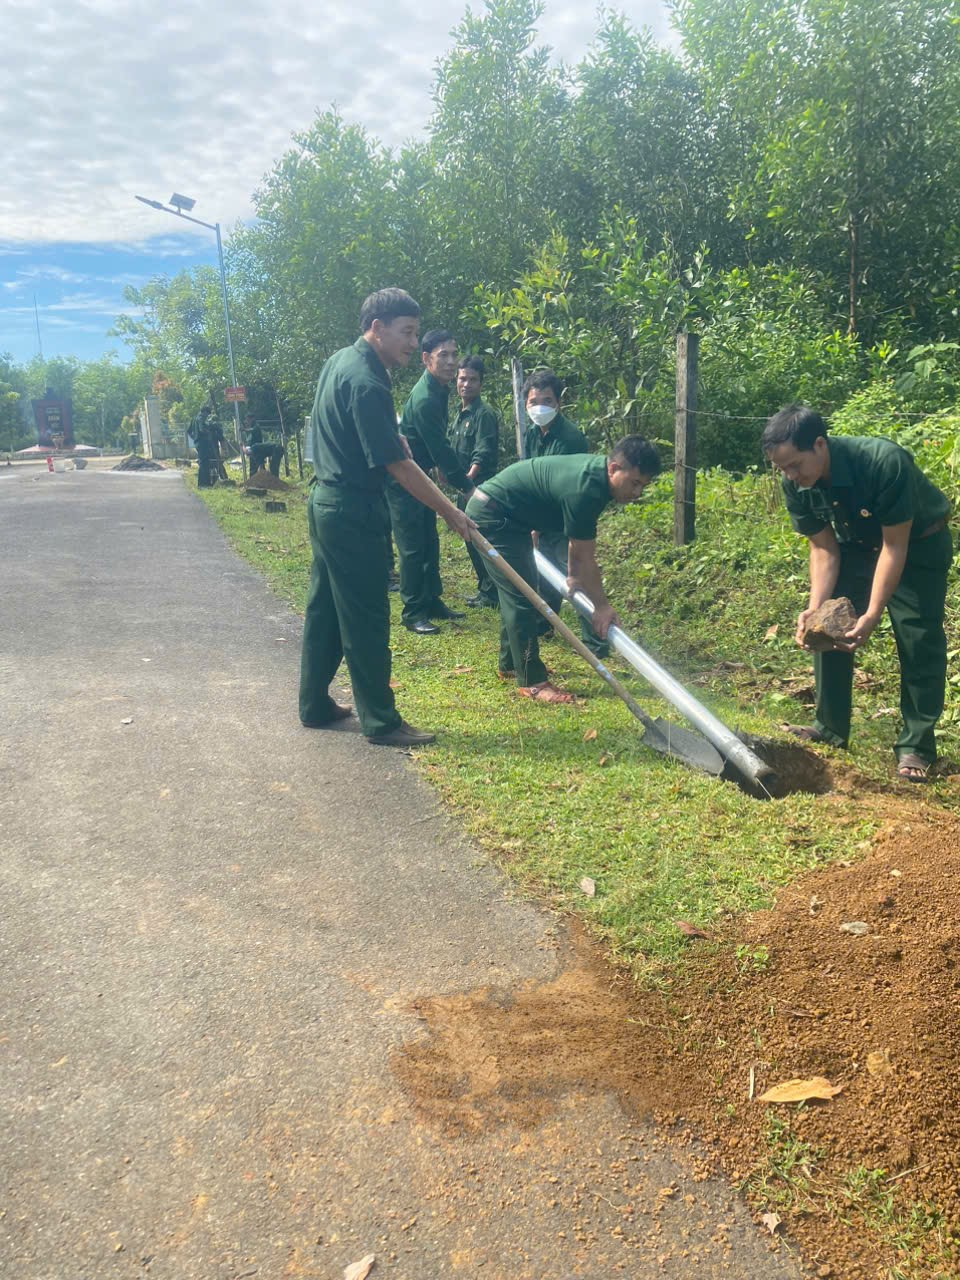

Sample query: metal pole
[215,222,246,482]
[533,549,773,787]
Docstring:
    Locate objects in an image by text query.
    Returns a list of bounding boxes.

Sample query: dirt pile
[245,468,290,491]
[112,455,166,472]
[395,799,960,1276]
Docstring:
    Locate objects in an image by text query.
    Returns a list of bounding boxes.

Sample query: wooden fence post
[511,358,526,459]
[673,332,698,546]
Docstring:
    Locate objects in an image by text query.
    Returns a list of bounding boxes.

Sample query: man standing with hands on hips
[388,329,476,634]
[763,404,952,781]
[299,289,476,748]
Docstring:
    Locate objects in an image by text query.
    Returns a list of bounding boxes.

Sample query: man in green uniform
[465,437,661,702]
[521,368,607,656]
[451,356,500,608]
[763,404,953,780]
[299,289,475,748]
[387,329,475,634]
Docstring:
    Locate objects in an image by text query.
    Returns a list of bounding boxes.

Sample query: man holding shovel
[763,404,952,781]
[464,438,661,703]
[299,289,475,748]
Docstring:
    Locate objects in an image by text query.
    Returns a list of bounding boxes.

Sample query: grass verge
[196,468,957,1273]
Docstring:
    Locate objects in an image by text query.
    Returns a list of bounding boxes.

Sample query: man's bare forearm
[807,541,841,609]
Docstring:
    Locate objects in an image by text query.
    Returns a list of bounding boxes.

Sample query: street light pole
[135,194,247,480]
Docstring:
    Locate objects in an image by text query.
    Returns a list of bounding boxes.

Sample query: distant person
[522,368,606,658]
[450,356,500,608]
[192,407,217,488]
[465,438,661,702]
[387,330,475,634]
[763,404,953,782]
[299,288,475,748]
[246,417,284,477]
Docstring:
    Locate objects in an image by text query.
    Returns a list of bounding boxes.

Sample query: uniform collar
[459,397,482,417]
[824,438,853,488]
[422,370,449,399]
[354,336,390,381]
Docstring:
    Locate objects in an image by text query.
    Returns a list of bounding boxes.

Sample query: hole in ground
[724,733,833,799]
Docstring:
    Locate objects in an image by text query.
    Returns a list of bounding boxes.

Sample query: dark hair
[610,435,661,476]
[359,288,421,332]
[761,404,829,454]
[458,355,485,379]
[421,328,455,354]
[522,368,563,403]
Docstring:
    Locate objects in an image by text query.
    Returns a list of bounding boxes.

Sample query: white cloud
[0,0,674,245]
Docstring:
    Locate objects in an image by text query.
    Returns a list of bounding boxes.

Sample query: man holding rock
[762,404,952,781]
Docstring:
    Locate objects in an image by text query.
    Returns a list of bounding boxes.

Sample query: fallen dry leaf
[764,624,780,641]
[866,1049,893,1080]
[760,1211,782,1235]
[344,1255,375,1280]
[583,727,598,742]
[451,665,474,674]
[757,1076,844,1104]
[579,877,596,897]
[597,754,610,766]
[674,920,712,940]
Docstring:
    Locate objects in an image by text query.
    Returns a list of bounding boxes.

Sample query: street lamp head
[135,195,166,210]
[169,192,196,212]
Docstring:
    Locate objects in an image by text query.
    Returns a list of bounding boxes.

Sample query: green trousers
[466,497,549,687]
[537,532,610,658]
[457,491,499,605]
[813,528,952,763]
[299,485,402,738]
[386,477,443,624]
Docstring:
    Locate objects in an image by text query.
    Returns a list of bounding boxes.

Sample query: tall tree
[675,0,960,336]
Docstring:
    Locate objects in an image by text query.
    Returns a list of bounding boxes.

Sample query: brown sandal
[897,754,932,783]
[516,681,574,704]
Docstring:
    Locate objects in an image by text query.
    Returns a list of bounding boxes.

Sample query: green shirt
[450,397,499,484]
[524,411,589,460]
[783,435,950,550]
[399,371,472,493]
[480,453,611,540]
[308,338,405,492]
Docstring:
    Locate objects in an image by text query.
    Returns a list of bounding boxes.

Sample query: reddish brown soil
[245,467,291,491]
[394,791,960,1278]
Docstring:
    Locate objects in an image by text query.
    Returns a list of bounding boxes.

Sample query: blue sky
[0,0,673,367]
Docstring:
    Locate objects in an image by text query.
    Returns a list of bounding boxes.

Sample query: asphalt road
[0,468,801,1280]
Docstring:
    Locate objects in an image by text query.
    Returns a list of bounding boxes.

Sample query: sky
[0,0,674,365]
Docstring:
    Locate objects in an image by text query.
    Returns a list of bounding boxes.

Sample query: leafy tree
[674,0,960,337]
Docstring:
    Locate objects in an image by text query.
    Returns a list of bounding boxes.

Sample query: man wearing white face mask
[522,369,607,657]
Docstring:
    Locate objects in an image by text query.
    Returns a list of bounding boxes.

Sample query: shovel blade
[641,717,726,775]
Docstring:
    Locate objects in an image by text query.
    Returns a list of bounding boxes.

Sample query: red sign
[224,386,246,403]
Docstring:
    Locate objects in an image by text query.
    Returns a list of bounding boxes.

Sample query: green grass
[741,1118,960,1279]
[190,469,938,975]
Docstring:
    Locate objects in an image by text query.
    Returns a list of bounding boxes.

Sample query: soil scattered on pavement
[395,797,960,1277]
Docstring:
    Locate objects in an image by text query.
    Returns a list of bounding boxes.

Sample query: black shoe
[301,703,354,728]
[366,720,436,747]
[428,604,465,621]
[403,618,441,634]
[465,594,497,609]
